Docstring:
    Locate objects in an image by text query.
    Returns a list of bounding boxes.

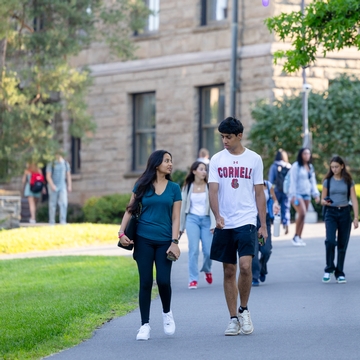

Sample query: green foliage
[266,0,360,72]
[172,169,187,187]
[0,0,150,179]
[0,223,119,254]
[0,256,139,359]
[83,193,131,224]
[249,74,360,182]
[36,202,85,223]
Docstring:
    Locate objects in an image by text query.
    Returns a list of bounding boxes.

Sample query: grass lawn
[0,256,139,360]
[0,224,120,254]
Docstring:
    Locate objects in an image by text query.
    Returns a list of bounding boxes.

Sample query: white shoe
[136,323,151,341]
[29,219,36,224]
[224,318,240,336]
[298,238,306,246]
[238,310,254,335]
[337,276,347,284]
[162,310,175,335]
[322,272,332,283]
[292,235,303,247]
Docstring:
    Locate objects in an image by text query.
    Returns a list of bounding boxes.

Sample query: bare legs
[291,198,309,237]
[27,196,37,222]
[223,255,252,316]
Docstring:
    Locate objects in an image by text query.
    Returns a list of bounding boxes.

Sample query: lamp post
[230,0,238,117]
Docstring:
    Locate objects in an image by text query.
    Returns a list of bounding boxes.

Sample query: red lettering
[245,167,249,179]
[234,167,239,177]
[218,168,223,178]
[229,167,234,178]
[248,168,252,179]
[240,167,245,178]
[223,167,228,177]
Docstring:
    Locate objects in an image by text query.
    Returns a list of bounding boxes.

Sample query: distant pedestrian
[208,117,267,336]
[197,148,210,165]
[180,161,215,289]
[321,156,358,284]
[118,150,182,341]
[288,148,320,246]
[268,149,291,234]
[22,163,45,224]
[46,152,71,224]
[252,180,279,286]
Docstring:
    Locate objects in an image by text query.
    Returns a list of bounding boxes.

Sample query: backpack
[30,172,45,193]
[275,165,290,193]
[265,181,274,219]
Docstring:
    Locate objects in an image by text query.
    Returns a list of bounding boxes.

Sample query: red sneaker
[188,281,198,289]
[205,272,213,284]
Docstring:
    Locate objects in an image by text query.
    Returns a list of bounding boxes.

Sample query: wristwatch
[172,239,179,244]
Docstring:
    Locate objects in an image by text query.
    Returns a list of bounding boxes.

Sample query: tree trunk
[0,37,7,80]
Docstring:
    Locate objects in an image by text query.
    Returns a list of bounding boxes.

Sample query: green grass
[0,224,120,254]
[0,256,139,360]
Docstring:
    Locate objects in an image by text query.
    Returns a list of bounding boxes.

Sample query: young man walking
[208,117,267,336]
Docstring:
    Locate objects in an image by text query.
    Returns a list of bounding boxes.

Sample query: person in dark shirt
[118,150,182,341]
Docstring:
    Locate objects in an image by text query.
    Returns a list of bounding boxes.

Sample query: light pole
[230,0,238,117]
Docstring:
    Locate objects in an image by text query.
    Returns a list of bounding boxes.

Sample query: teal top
[134,181,182,241]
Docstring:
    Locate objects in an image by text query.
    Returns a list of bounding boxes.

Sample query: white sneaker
[29,219,36,224]
[292,235,303,247]
[224,318,240,336]
[162,310,175,335]
[298,238,306,246]
[238,310,254,335]
[337,276,347,284]
[136,323,151,341]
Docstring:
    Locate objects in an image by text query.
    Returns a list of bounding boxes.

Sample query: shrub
[36,203,85,223]
[83,193,131,224]
[172,169,187,187]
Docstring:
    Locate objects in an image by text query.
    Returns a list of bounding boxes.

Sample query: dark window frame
[200,0,228,26]
[71,136,81,174]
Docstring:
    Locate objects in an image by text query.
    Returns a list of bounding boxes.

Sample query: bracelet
[118,233,125,239]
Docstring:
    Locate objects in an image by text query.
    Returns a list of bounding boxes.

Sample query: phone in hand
[324,196,333,204]
[258,234,265,246]
[167,251,177,262]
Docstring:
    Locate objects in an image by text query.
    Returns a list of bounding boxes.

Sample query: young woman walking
[180,161,215,289]
[118,150,182,341]
[288,148,320,246]
[321,156,358,284]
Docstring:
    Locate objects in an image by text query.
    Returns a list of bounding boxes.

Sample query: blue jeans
[48,187,68,224]
[252,214,272,280]
[324,206,352,278]
[186,213,213,282]
[275,190,290,226]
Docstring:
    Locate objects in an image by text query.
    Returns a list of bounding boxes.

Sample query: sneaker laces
[138,324,149,334]
[164,313,173,325]
[241,311,251,326]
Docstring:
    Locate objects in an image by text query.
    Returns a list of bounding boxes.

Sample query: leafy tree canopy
[0,0,150,180]
[266,0,360,73]
[249,74,360,181]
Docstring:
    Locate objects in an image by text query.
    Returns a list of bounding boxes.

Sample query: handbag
[117,203,142,251]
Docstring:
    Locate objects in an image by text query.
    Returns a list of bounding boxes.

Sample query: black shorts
[210,224,257,265]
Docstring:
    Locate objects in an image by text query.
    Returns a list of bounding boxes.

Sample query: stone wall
[0,190,21,229]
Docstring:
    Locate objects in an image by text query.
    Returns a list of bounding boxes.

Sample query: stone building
[7,0,360,205]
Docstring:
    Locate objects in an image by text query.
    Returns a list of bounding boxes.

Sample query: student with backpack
[321,156,358,284]
[268,149,291,234]
[288,148,320,246]
[180,161,215,289]
[22,163,45,223]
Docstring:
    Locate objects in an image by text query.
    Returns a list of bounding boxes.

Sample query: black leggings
[133,235,173,325]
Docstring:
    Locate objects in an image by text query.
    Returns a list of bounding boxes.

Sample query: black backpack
[275,165,290,192]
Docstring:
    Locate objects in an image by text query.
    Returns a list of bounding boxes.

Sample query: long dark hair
[127,150,172,213]
[183,161,208,189]
[296,148,312,167]
[323,156,352,186]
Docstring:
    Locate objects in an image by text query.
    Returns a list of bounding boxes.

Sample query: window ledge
[71,174,82,181]
[193,21,230,33]
[132,32,160,42]
[123,171,143,179]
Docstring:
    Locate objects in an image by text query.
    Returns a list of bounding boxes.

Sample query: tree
[248,74,360,181]
[266,0,360,73]
[0,0,150,179]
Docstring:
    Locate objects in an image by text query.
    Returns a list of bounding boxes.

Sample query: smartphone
[258,235,265,246]
[324,196,333,204]
[167,251,177,262]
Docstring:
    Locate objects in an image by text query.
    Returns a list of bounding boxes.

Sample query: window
[71,137,81,174]
[135,0,160,35]
[133,92,156,171]
[199,85,225,156]
[201,0,228,26]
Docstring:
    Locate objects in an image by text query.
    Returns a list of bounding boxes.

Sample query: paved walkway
[3,223,360,359]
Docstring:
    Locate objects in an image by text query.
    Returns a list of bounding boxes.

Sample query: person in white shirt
[180,161,216,289]
[197,148,210,165]
[208,117,267,337]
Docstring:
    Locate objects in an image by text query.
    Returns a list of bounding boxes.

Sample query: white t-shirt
[208,148,264,229]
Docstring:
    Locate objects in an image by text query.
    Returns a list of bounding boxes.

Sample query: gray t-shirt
[322,177,353,207]
[46,160,70,190]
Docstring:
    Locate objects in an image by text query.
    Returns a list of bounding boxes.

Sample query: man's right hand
[216,216,225,229]
[51,185,57,192]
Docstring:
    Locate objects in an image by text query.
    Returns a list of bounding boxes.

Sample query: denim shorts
[296,194,311,201]
[210,224,257,265]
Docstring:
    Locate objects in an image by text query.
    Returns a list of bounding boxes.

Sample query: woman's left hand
[353,218,359,229]
[314,196,320,204]
[273,203,280,215]
[167,242,180,260]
